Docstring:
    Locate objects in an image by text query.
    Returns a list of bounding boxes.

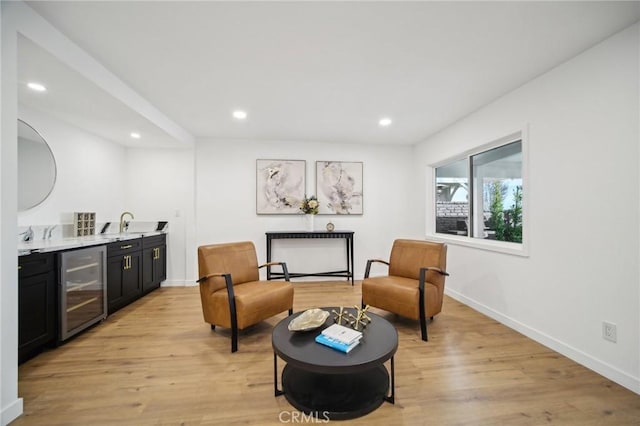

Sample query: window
[435,138,523,245]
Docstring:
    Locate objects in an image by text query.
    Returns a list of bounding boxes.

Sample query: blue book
[315,333,361,353]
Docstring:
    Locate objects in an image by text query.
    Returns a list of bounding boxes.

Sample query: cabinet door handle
[120,244,132,250]
[123,255,131,270]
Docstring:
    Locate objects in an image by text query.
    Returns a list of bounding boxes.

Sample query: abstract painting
[256,159,306,214]
[316,161,363,215]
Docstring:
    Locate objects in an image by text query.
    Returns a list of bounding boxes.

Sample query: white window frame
[427,128,529,257]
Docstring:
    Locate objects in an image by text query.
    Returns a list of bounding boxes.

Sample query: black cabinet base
[281,364,389,420]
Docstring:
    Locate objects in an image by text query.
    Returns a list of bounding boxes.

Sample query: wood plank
[15,282,640,425]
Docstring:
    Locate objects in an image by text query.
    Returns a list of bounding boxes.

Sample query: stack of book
[315,323,363,353]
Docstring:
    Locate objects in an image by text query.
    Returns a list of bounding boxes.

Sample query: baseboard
[445,288,640,395]
[160,279,191,287]
[1,397,23,426]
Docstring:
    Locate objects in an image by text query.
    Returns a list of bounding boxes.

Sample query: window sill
[427,233,529,257]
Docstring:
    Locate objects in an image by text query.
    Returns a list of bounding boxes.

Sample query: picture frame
[256,159,306,214]
[315,161,363,215]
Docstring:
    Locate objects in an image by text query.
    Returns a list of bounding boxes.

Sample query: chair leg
[288,308,293,315]
[210,324,215,330]
[231,325,238,353]
[420,314,428,341]
[229,301,238,353]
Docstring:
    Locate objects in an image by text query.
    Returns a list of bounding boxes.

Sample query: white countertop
[18,231,165,256]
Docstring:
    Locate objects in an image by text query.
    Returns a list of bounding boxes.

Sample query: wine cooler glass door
[59,245,107,341]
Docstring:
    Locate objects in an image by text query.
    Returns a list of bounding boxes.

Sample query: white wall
[415,24,640,393]
[17,106,127,227]
[0,6,23,425]
[195,139,418,282]
[125,148,195,285]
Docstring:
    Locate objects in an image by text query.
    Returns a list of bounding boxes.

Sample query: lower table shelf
[281,364,390,420]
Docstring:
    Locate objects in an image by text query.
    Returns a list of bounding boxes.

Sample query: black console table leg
[266,237,272,280]
[349,236,354,285]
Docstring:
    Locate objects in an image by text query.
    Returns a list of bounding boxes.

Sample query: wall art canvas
[316,161,363,215]
[256,159,306,214]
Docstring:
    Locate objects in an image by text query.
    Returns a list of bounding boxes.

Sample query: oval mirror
[18,119,57,211]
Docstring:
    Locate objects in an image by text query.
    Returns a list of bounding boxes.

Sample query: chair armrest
[418,266,450,291]
[259,261,284,269]
[197,273,236,298]
[364,259,390,278]
[422,266,449,276]
[258,261,291,281]
[196,272,227,283]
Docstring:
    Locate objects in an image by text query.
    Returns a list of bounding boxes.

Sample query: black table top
[266,231,354,238]
[272,307,398,374]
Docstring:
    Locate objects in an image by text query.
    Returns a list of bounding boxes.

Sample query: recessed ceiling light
[130,132,141,139]
[233,110,247,120]
[27,82,47,92]
[379,117,392,127]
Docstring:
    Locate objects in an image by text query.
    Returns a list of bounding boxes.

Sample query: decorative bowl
[288,308,330,332]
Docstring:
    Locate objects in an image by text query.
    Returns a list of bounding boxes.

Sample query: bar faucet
[119,211,134,233]
[20,226,34,242]
[47,225,57,240]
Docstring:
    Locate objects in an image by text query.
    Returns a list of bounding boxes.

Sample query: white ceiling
[20,1,640,148]
[18,36,184,148]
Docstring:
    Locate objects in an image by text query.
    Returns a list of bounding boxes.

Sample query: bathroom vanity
[18,232,167,363]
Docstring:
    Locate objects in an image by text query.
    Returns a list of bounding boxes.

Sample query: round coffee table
[272,307,398,420]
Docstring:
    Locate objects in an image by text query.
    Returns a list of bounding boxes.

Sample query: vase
[305,214,315,232]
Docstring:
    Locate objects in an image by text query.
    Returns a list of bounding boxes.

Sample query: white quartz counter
[18,231,166,256]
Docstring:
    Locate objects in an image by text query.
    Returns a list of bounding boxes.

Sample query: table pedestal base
[282,364,389,420]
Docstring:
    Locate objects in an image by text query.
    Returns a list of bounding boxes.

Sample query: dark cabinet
[106,238,142,314]
[18,252,57,363]
[142,234,166,294]
[18,233,168,362]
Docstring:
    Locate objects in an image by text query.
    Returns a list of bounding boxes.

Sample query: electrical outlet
[602,321,617,343]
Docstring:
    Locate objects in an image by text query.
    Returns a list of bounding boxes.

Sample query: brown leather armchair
[197,241,294,352]
[361,239,448,341]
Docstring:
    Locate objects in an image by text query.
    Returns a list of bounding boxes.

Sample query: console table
[265,231,354,285]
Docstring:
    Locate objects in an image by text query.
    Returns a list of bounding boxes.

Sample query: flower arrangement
[300,195,319,215]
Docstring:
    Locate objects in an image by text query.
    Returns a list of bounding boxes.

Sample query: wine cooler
[59,245,107,341]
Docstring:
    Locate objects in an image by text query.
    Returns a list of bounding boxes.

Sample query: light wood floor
[15,281,640,425]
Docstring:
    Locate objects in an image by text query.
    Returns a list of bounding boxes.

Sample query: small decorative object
[331,307,349,325]
[288,308,330,331]
[300,195,319,231]
[73,212,96,237]
[305,214,315,231]
[347,305,372,331]
[326,222,335,232]
[300,195,319,214]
